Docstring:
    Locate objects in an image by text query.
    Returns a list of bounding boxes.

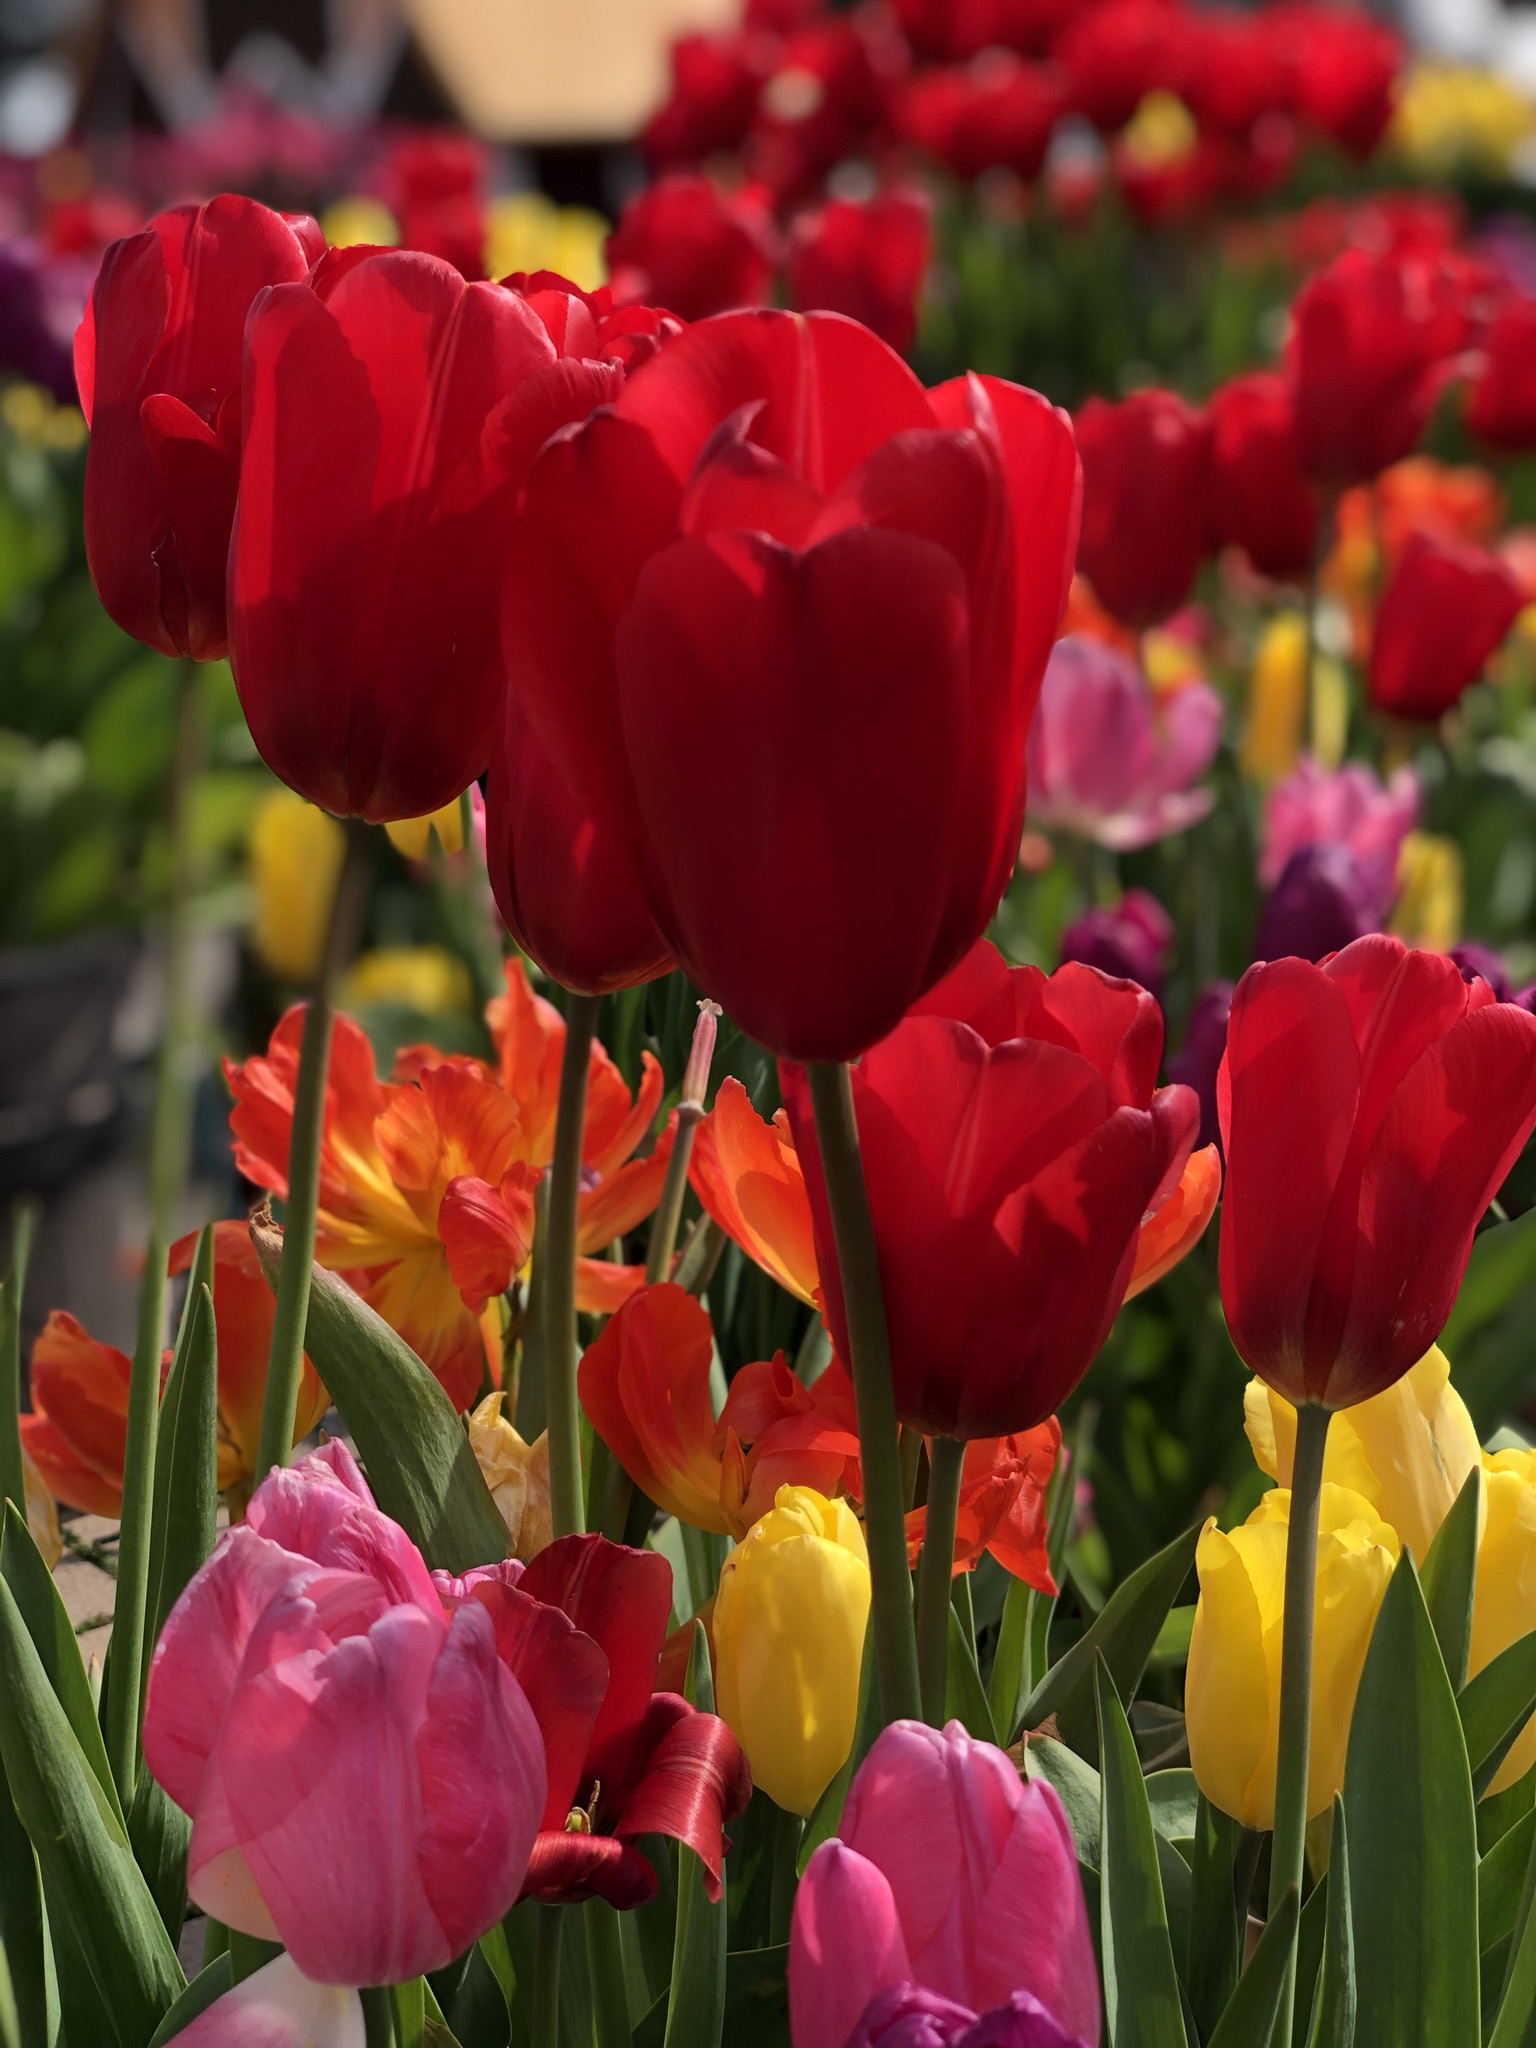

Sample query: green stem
[0,1202,38,1523]
[917,1435,965,1725]
[227,1929,281,1983]
[360,1984,395,2047]
[769,1804,803,1948]
[389,1977,425,2048]
[546,993,600,1537]
[645,1108,702,1287]
[252,818,370,1481]
[1269,1398,1332,2045]
[805,1062,921,1727]
[104,660,201,1801]
[898,1426,923,1512]
[586,1897,633,2048]
[533,1903,564,2048]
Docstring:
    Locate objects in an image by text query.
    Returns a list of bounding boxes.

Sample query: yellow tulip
[247,790,346,984]
[337,946,471,1017]
[1186,1484,1399,1828]
[319,196,399,250]
[713,1485,870,1815]
[1391,832,1462,952]
[468,1394,552,1560]
[385,799,466,861]
[1469,1448,1536,1795]
[1244,1347,1480,1566]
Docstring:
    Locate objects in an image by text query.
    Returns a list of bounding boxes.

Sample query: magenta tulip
[143,1442,545,1986]
[789,1721,1100,2048]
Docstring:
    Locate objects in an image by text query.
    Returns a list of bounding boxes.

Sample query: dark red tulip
[642,30,773,167]
[1074,389,1213,629]
[894,52,1064,184]
[436,1537,751,1908]
[74,196,322,662]
[1271,3,1402,160]
[782,941,1199,1437]
[1167,979,1233,1153]
[1174,9,1294,139]
[1207,371,1319,582]
[605,174,777,323]
[1052,1,1181,134]
[1219,935,1536,1409]
[487,308,1080,1045]
[230,252,642,822]
[786,191,930,353]
[1287,250,1477,489]
[387,130,487,279]
[894,0,1075,61]
[1467,292,1536,453]
[1368,533,1525,723]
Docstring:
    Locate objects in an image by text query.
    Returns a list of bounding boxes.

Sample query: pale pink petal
[170,1953,364,2048]
[789,1841,912,2048]
[245,1445,441,1615]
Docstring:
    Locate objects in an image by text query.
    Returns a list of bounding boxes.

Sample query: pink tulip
[143,1441,546,1986]
[1026,636,1220,851]
[1259,756,1417,922]
[789,1721,1100,2048]
[166,1953,362,2046]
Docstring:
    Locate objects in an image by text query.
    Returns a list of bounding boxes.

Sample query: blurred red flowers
[1467,293,1536,453]
[1219,936,1536,1410]
[487,308,1080,1052]
[786,191,930,353]
[1207,370,1318,582]
[75,195,322,661]
[895,54,1063,183]
[1367,534,1525,722]
[605,174,777,322]
[1075,389,1212,629]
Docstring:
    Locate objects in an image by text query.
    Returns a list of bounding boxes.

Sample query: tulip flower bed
[10,6,1536,2048]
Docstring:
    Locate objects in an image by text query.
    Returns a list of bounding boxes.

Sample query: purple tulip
[1059,890,1174,1004]
[1253,845,1376,964]
[1259,757,1416,925]
[1450,942,1511,1003]
[847,1984,1092,2048]
[1168,980,1235,1152]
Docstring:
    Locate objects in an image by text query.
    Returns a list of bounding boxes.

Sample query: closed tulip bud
[1186,1484,1399,1828]
[1467,293,1536,452]
[1368,533,1525,723]
[1208,372,1319,583]
[1470,1448,1536,1795]
[714,1485,870,1814]
[1244,1346,1480,1568]
[1074,390,1213,630]
[605,173,777,322]
[786,191,931,355]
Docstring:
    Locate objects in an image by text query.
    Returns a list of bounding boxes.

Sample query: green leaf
[1483,1809,1536,1957]
[1094,1659,1188,2048]
[251,1217,509,1572]
[634,1946,789,2048]
[146,1254,219,1648]
[0,1203,36,1536]
[145,1956,232,2047]
[1461,1630,1536,1796]
[1304,1801,1354,2048]
[128,1769,191,1950]
[1146,1770,1199,1849]
[1489,1816,1536,2048]
[1344,1554,1479,2048]
[1420,1467,1482,1692]
[944,1606,999,1743]
[664,1625,727,2048]
[0,1500,123,1829]
[0,1940,19,2048]
[1443,1206,1536,1352]
[0,1573,183,2047]
[1023,1524,1200,1764]
[1184,1794,1243,2043]
[1024,1737,1101,1869]
[0,1775,53,2048]
[1206,1884,1299,2048]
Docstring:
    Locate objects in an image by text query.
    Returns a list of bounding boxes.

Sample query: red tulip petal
[610,1695,752,1902]
[521,1829,660,1909]
[1126,1140,1222,1300]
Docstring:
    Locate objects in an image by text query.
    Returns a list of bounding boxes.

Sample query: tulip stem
[532,1903,564,2048]
[769,1804,803,1947]
[0,1200,37,1527]
[253,817,371,1483]
[105,661,202,1801]
[805,1062,922,1727]
[546,992,601,1538]
[917,1435,966,1725]
[1268,1397,1332,2045]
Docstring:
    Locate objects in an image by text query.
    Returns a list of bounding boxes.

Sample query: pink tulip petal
[970,1781,1101,2045]
[170,1953,364,2048]
[244,1442,441,1616]
[791,1840,914,2048]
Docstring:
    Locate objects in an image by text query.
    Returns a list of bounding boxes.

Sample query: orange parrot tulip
[903,1424,1061,1589]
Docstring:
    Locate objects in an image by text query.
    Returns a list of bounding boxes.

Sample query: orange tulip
[688,1078,820,1306]
[903,1424,1060,1589]
[1124,1141,1222,1301]
[578,1283,859,1539]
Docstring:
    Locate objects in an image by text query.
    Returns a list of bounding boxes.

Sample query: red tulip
[1208,371,1319,582]
[1272,3,1402,160]
[894,54,1064,183]
[605,174,777,323]
[746,14,898,205]
[642,30,771,167]
[786,191,930,354]
[1219,935,1536,1409]
[1175,9,1294,140]
[894,0,1075,61]
[1286,250,1477,489]
[1467,292,1536,453]
[387,130,487,279]
[782,941,1199,1437]
[230,252,637,823]
[1367,533,1525,722]
[435,1536,751,1906]
[74,196,322,661]
[1075,390,1213,629]
[1052,0,1181,134]
[486,308,1080,1051]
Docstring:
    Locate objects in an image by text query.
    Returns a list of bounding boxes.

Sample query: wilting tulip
[168,1953,361,2047]
[230,252,648,822]
[1186,1484,1398,1828]
[790,1719,1100,2048]
[1244,1346,1480,1567]
[467,1394,553,1559]
[1259,758,1417,918]
[689,1077,821,1305]
[605,174,776,321]
[1026,636,1221,851]
[1074,391,1213,629]
[1467,292,1536,452]
[783,941,1200,1437]
[488,309,1080,1048]
[894,54,1064,183]
[1208,372,1319,582]
[75,196,323,660]
[786,191,930,354]
[1287,250,1477,488]
[1367,533,1525,722]
[1470,1447,1536,1793]
[143,1443,546,1983]
[1219,936,1536,1409]
[436,1535,751,1905]
[714,1485,871,1814]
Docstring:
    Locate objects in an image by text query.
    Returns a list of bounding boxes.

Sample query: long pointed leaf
[1344,1554,1479,2048]
[1305,1800,1355,2048]
[1420,1468,1482,1693]
[1185,1793,1243,2040]
[1094,1658,1188,2048]
[1461,1632,1536,1795]
[1489,1815,1536,2048]
[146,1253,219,1648]
[663,1625,727,2048]
[0,1771,52,2048]
[0,1204,36,1533]
[1206,1886,1298,2048]
[251,1217,509,1572]
[945,1606,998,1743]
[1483,1809,1536,1957]
[145,1957,233,2047]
